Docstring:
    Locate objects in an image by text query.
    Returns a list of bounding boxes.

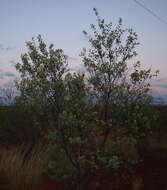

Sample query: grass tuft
[0,143,49,190]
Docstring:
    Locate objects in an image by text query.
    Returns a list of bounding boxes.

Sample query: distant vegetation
[0,8,163,190]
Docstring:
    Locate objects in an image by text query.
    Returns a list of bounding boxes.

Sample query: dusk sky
[0,0,167,100]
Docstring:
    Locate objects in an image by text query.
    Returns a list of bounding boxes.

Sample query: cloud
[9,60,17,66]
[151,84,167,89]
[3,80,15,88]
[69,57,79,61]
[150,86,167,96]
[77,67,87,73]
[154,78,167,83]
[146,77,167,104]
[0,44,4,50]
[151,77,167,86]
[0,72,16,79]
[0,43,15,51]
[3,72,16,77]
[150,77,167,92]
[70,64,87,73]
[150,83,167,104]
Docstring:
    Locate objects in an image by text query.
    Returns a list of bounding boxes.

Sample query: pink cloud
[150,86,167,96]
[151,77,167,86]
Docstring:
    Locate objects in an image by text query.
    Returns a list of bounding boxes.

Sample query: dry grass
[131,175,143,190]
[0,143,49,190]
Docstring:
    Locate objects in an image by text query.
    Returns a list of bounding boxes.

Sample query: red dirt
[1,154,167,190]
[37,180,67,190]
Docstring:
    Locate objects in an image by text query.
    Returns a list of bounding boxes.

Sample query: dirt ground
[37,154,167,190]
[1,153,167,190]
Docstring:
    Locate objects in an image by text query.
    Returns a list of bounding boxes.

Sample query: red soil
[1,154,167,190]
[32,169,132,190]
[37,180,67,190]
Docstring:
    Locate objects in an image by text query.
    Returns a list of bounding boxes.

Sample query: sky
[0,0,167,102]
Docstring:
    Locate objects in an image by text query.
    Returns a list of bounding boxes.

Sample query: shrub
[14,8,159,189]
